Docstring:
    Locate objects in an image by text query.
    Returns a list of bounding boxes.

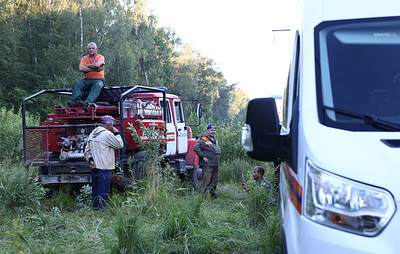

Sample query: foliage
[219,158,253,183]
[44,186,77,212]
[157,193,204,240]
[244,163,277,224]
[217,119,248,162]
[190,115,249,164]
[0,0,249,122]
[76,184,93,212]
[110,201,146,254]
[229,88,251,122]
[0,107,40,164]
[0,167,281,253]
[128,121,173,201]
[0,168,46,212]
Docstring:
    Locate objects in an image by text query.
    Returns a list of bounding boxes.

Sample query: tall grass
[219,158,253,183]
[157,192,204,240]
[0,109,281,253]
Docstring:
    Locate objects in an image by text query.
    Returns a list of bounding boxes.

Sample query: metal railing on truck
[22,86,167,174]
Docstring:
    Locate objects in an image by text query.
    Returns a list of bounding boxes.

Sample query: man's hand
[241,183,249,191]
[203,157,209,163]
[90,160,96,169]
[79,60,104,72]
[94,61,104,71]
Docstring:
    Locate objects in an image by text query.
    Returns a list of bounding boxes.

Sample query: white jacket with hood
[84,126,124,170]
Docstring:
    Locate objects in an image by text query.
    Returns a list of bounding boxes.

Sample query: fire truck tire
[189,166,202,190]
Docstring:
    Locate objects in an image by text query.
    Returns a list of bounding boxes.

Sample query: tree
[228,88,250,122]
[0,0,247,123]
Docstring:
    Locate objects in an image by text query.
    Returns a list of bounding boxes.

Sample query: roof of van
[299,0,400,29]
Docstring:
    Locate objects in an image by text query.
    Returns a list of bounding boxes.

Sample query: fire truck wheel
[189,166,202,190]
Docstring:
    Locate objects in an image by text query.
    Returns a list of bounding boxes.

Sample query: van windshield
[315,17,400,131]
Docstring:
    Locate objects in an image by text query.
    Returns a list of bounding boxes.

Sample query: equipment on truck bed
[22,85,202,188]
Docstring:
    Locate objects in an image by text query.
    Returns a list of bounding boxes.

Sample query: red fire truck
[22,86,202,188]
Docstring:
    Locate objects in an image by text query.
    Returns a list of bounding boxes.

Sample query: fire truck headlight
[241,124,253,152]
[304,159,395,236]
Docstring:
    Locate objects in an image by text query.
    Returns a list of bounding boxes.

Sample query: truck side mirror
[242,98,288,161]
[196,103,202,118]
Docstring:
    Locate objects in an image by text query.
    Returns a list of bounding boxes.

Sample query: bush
[75,184,92,211]
[0,168,46,212]
[0,107,40,164]
[128,121,166,200]
[191,116,249,164]
[217,120,248,162]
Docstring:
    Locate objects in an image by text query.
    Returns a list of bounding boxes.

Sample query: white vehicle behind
[242,0,400,253]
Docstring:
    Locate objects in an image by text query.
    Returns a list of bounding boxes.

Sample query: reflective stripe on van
[282,163,303,215]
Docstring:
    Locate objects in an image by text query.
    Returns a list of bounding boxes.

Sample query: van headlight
[304,160,395,236]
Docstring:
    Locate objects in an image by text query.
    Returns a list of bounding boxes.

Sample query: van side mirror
[242,98,288,161]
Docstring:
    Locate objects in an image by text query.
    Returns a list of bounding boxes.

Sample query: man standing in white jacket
[84,115,124,210]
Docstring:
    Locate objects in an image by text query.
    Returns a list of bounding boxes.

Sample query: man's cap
[101,115,116,124]
[207,124,216,130]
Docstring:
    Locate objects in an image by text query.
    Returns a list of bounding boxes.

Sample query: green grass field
[0,161,281,254]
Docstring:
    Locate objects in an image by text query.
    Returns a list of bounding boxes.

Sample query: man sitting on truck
[67,42,105,107]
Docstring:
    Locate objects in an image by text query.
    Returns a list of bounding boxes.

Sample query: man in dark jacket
[193,124,221,198]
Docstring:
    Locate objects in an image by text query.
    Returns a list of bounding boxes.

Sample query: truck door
[160,99,176,156]
[173,99,188,154]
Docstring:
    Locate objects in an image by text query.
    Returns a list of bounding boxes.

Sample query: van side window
[282,32,300,131]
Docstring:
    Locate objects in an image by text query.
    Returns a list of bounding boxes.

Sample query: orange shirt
[80,54,105,79]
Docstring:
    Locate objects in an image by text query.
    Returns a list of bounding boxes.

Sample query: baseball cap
[101,115,116,124]
[207,124,216,130]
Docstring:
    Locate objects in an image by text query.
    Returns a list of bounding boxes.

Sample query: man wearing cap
[193,124,221,199]
[84,115,123,210]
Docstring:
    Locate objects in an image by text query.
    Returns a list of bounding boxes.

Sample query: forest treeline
[0,0,249,121]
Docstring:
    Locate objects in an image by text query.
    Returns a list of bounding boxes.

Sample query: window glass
[282,33,300,131]
[160,99,172,123]
[174,101,184,123]
[316,17,400,131]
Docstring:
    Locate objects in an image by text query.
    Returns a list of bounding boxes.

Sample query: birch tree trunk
[79,0,83,53]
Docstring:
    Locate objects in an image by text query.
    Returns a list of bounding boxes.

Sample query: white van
[242,0,400,253]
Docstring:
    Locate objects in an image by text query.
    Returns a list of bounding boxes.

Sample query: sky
[146,0,297,99]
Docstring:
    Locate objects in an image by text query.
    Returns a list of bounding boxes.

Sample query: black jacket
[193,134,221,167]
